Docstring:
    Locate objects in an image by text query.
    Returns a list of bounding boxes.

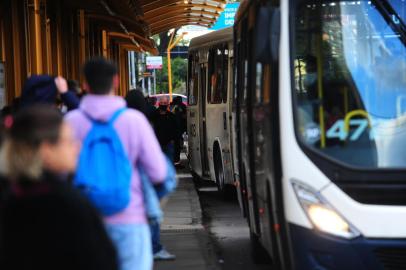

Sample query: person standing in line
[151,97,178,162]
[55,77,81,111]
[125,88,148,116]
[66,58,167,270]
[0,105,118,270]
[145,96,158,121]
[18,75,80,112]
[126,89,176,261]
[171,96,187,166]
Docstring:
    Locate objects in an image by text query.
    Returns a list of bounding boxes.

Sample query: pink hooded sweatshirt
[66,94,167,225]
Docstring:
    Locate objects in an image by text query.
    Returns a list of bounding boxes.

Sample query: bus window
[222,46,229,103]
[293,0,406,168]
[254,62,272,105]
[255,63,263,104]
[187,55,192,104]
[207,48,213,103]
[263,65,271,104]
[208,47,224,104]
[188,53,199,106]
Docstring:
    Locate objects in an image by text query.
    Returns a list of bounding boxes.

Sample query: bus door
[252,3,287,267]
[234,35,250,218]
[230,54,246,212]
[239,15,261,236]
[251,60,282,261]
[199,63,210,177]
[187,53,203,176]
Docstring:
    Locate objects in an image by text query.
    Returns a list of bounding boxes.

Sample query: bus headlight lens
[292,181,360,239]
[307,205,350,235]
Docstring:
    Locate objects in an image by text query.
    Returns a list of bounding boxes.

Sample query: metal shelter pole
[167,31,187,102]
[167,31,175,102]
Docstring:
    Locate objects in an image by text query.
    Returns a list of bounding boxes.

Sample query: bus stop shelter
[0,0,225,103]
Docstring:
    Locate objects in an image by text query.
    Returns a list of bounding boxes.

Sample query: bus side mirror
[255,6,281,64]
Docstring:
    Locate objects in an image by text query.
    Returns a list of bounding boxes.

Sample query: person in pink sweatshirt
[65,57,167,270]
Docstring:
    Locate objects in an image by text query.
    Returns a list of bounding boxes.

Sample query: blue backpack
[75,108,132,216]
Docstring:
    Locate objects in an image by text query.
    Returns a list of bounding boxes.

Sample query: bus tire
[213,147,235,199]
[213,146,225,191]
[214,146,235,199]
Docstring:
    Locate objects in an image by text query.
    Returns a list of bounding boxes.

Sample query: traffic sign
[146,56,163,69]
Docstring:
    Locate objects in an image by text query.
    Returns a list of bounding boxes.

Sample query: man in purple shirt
[66,58,167,270]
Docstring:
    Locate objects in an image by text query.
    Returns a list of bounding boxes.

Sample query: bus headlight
[292,181,360,239]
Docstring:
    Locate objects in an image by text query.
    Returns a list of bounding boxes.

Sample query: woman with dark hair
[125,88,148,115]
[0,105,118,270]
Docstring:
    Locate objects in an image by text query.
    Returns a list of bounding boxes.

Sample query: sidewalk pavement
[154,162,220,270]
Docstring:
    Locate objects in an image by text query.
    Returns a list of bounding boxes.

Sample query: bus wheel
[214,148,225,192]
[214,148,236,199]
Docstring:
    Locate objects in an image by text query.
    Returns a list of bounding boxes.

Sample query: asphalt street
[195,180,272,270]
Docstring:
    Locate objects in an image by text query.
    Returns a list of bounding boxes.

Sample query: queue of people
[147,95,187,167]
[0,57,180,270]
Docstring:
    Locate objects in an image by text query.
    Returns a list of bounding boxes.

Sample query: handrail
[344,109,370,134]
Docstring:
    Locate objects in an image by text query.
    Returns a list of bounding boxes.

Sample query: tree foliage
[155,56,187,95]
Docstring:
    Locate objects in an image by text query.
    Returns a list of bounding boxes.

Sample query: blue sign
[210,3,240,30]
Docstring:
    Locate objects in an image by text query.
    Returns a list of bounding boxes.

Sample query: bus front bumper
[289,223,406,270]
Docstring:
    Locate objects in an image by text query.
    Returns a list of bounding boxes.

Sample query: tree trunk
[157,28,179,55]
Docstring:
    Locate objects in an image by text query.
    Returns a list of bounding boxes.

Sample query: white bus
[187,27,236,193]
[234,0,406,269]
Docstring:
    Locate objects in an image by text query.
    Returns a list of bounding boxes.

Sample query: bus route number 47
[326,119,370,141]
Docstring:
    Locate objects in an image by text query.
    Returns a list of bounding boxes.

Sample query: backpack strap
[80,110,96,123]
[108,108,126,125]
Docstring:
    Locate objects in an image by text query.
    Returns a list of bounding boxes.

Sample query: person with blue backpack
[66,57,168,270]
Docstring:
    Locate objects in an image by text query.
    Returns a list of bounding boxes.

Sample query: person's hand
[55,76,68,94]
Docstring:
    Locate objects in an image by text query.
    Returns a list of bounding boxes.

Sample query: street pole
[167,32,175,102]
[167,31,187,102]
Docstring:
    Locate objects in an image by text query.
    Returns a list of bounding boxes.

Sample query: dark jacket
[20,75,58,108]
[60,91,80,111]
[0,173,118,270]
[151,110,178,147]
[173,103,187,135]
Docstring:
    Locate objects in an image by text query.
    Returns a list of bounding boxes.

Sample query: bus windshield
[293,0,406,168]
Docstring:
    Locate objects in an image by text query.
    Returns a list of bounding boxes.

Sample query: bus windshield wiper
[371,0,406,46]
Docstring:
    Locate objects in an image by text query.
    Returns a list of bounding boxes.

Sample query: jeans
[150,220,163,254]
[105,223,152,270]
